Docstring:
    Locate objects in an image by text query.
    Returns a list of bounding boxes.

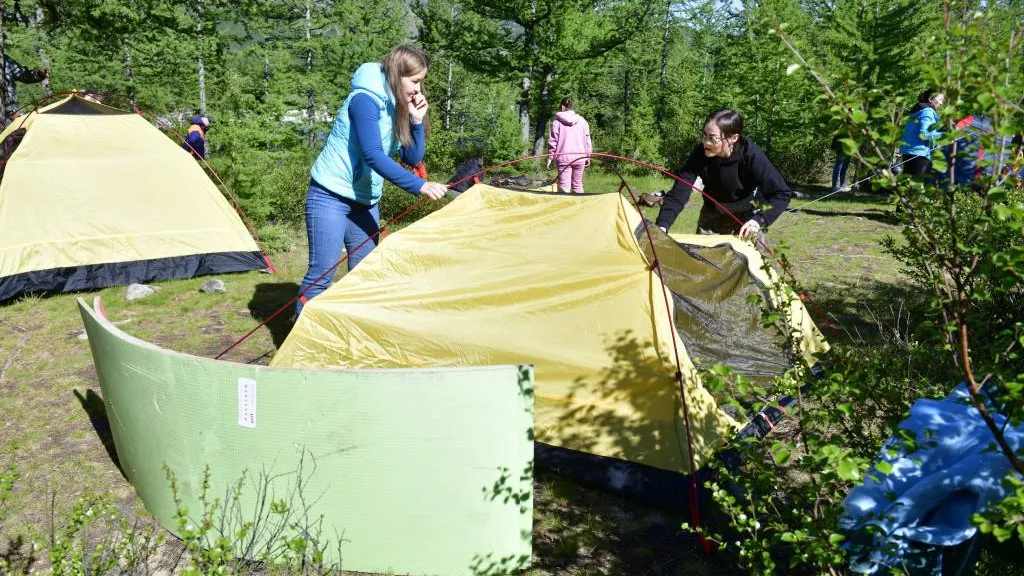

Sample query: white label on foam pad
[238,377,257,428]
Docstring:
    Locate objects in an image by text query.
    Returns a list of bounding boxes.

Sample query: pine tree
[415,0,657,156]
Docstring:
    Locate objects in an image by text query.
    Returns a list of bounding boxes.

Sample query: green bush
[692,9,1024,574]
[424,127,459,177]
[0,461,346,575]
[254,222,299,255]
[696,295,952,574]
[208,149,315,230]
[379,182,452,227]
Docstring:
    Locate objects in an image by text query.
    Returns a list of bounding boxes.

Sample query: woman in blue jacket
[900,89,944,178]
[296,45,448,315]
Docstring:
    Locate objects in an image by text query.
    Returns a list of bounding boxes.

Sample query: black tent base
[0,251,267,303]
[535,442,702,511]
[533,388,804,512]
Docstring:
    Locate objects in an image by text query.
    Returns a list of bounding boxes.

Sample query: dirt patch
[530,470,734,575]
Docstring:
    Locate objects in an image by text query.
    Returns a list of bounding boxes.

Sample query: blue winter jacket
[310,63,425,205]
[939,115,1015,186]
[900,103,942,157]
[182,125,206,159]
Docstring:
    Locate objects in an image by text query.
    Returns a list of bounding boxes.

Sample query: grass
[0,171,970,574]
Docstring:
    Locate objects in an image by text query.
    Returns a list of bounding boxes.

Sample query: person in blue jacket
[946,114,1021,190]
[296,45,448,315]
[182,116,212,159]
[899,89,944,179]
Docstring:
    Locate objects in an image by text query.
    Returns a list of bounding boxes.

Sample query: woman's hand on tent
[419,181,448,200]
[738,219,761,241]
[409,94,429,124]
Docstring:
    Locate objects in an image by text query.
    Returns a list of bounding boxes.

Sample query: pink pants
[556,160,587,193]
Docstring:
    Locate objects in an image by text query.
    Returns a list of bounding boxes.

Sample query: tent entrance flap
[636,229,793,384]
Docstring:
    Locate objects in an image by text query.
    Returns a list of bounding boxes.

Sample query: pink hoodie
[548,110,592,165]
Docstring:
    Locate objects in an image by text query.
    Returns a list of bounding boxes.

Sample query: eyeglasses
[700,132,726,145]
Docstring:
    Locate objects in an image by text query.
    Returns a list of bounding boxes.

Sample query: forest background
[2,0,971,234]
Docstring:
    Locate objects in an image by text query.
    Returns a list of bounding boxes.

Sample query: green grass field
[0,174,922,574]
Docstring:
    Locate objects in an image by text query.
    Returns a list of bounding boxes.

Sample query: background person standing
[182,116,212,160]
[546,97,592,194]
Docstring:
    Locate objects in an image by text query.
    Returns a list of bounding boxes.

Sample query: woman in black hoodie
[656,108,792,240]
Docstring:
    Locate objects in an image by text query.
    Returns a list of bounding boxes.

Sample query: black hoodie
[656,136,792,230]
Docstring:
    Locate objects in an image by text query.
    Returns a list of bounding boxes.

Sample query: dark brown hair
[917,89,942,108]
[705,108,743,137]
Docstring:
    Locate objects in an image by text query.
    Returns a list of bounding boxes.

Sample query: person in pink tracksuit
[546,97,592,193]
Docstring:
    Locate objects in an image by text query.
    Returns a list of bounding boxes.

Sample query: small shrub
[48,494,164,576]
[379,181,452,226]
[696,8,1024,574]
[208,150,316,230]
[255,222,299,255]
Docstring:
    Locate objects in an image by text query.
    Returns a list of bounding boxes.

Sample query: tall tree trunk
[198,57,207,115]
[868,1,879,85]
[34,5,51,98]
[196,0,206,115]
[532,69,552,157]
[124,44,137,112]
[444,3,458,131]
[0,8,8,122]
[262,53,271,104]
[445,57,453,130]
[305,0,315,146]
[520,0,537,155]
[519,74,531,155]
[656,0,671,128]
[263,53,272,150]
[623,67,632,131]
[854,1,867,83]
[765,61,778,155]
[701,46,710,96]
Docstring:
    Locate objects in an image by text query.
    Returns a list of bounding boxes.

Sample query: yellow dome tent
[271,184,827,480]
[0,95,267,301]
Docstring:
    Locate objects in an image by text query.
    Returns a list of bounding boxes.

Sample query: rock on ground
[125,283,156,301]
[200,279,227,294]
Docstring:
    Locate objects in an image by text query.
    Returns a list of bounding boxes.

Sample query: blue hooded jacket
[310,63,425,205]
[182,116,211,159]
[932,115,1019,187]
[900,103,942,157]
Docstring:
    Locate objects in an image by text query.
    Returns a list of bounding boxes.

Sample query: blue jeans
[832,153,850,192]
[297,179,379,315]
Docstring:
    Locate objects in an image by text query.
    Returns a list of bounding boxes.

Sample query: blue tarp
[840,383,1023,575]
